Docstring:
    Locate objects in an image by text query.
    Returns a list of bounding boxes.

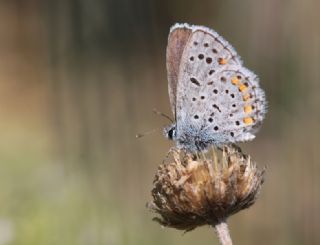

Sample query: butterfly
[164,23,267,152]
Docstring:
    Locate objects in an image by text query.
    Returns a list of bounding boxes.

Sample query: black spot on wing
[190,77,200,86]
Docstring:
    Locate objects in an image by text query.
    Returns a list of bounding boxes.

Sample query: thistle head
[148,146,265,231]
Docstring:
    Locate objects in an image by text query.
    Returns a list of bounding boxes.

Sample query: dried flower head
[148,146,265,232]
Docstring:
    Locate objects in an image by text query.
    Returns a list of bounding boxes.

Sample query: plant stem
[214,221,233,245]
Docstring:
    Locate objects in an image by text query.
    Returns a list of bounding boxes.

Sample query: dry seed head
[148,146,265,231]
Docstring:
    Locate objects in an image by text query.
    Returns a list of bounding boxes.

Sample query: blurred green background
[0,0,319,244]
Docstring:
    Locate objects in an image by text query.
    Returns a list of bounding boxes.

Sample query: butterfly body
[165,23,267,152]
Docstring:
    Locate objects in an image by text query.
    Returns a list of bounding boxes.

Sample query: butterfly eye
[167,127,176,139]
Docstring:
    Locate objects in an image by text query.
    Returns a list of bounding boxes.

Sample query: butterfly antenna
[152,108,173,123]
[135,127,162,139]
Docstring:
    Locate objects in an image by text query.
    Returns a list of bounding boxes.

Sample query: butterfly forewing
[166,25,192,118]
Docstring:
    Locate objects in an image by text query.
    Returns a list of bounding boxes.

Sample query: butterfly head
[163,124,177,140]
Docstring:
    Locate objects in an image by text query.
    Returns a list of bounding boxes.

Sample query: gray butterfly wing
[166,25,192,118]
[174,24,266,150]
[203,65,266,143]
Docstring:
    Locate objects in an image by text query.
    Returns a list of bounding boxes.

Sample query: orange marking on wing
[218,58,227,65]
[231,77,239,85]
[243,94,250,101]
[244,105,253,113]
[243,117,254,125]
[239,83,247,92]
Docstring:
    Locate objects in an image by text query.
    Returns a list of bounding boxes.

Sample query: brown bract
[148,146,265,232]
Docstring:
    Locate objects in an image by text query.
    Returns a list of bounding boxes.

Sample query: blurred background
[0,0,319,244]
